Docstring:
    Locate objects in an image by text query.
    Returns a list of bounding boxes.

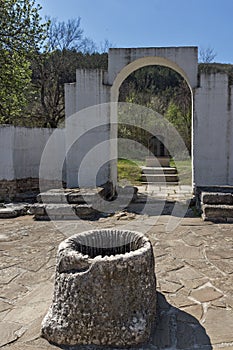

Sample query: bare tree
[29,17,108,127]
[99,39,114,53]
[46,17,96,53]
[31,17,91,127]
[199,47,217,63]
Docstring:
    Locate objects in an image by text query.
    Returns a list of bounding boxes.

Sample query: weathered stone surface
[0,208,18,218]
[19,316,45,343]
[160,280,183,294]
[203,204,233,220]
[37,190,71,204]
[204,308,233,344]
[190,285,223,303]
[181,304,203,321]
[211,298,226,308]
[210,259,233,274]
[28,204,46,216]
[183,277,209,290]
[202,192,233,205]
[0,267,21,284]
[0,178,39,202]
[0,300,12,312]
[75,204,99,218]
[170,243,204,260]
[0,203,233,350]
[41,229,156,347]
[167,293,196,308]
[0,322,23,347]
[174,266,203,281]
[67,187,105,204]
[32,203,100,220]
[0,281,29,300]
[4,302,50,325]
[206,248,233,260]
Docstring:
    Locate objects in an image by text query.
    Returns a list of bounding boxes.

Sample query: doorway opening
[115,64,192,191]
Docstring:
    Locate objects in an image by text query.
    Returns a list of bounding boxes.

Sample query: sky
[37,0,233,63]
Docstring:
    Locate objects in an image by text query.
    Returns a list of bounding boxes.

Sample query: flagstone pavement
[0,209,233,350]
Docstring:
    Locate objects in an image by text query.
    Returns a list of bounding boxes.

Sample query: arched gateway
[65,47,233,211]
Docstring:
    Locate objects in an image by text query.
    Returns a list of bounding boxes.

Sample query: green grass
[117,158,192,186]
[170,159,192,185]
[117,158,142,186]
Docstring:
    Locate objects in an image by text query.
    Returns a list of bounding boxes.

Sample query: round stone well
[41,229,157,347]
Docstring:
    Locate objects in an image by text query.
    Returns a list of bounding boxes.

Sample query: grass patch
[117,158,142,186]
[170,159,192,185]
[117,158,192,186]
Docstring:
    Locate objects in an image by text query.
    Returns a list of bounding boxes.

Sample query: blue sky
[37,0,233,63]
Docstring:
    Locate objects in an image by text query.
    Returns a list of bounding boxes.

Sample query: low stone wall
[0,178,39,202]
[0,178,67,202]
[0,125,66,202]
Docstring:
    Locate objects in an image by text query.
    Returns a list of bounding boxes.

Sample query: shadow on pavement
[151,292,212,350]
[47,292,212,350]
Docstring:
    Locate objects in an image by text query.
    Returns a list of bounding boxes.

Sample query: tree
[118,66,192,153]
[29,17,106,128]
[199,47,217,63]
[0,0,47,123]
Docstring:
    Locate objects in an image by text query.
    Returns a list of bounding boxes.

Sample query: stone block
[75,204,99,218]
[202,204,233,220]
[29,204,46,216]
[37,190,70,204]
[67,187,105,204]
[45,204,76,217]
[0,208,18,218]
[41,229,156,347]
[202,192,233,205]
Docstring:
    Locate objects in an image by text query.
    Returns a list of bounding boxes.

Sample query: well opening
[70,229,145,258]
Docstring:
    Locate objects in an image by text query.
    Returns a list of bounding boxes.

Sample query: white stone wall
[0,125,65,181]
[65,69,111,188]
[64,47,233,190]
[108,47,198,89]
[194,73,233,187]
[0,126,15,180]
[228,85,233,185]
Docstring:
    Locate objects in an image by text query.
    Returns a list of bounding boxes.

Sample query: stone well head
[42,229,157,347]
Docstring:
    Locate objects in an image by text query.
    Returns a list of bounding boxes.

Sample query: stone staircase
[141,156,179,185]
[200,188,233,222]
[141,166,179,185]
[30,186,138,220]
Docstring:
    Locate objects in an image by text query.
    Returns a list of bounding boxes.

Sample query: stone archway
[109,52,195,186]
[110,54,194,102]
[65,47,197,189]
[65,46,233,199]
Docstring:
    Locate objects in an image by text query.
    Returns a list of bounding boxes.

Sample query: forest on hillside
[1,1,233,155]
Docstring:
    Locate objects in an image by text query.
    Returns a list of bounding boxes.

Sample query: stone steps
[37,187,106,204]
[141,164,179,185]
[141,174,179,182]
[31,186,138,220]
[140,181,179,186]
[201,191,233,222]
[29,203,100,220]
[141,166,177,174]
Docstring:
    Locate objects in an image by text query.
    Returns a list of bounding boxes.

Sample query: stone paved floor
[0,205,233,350]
